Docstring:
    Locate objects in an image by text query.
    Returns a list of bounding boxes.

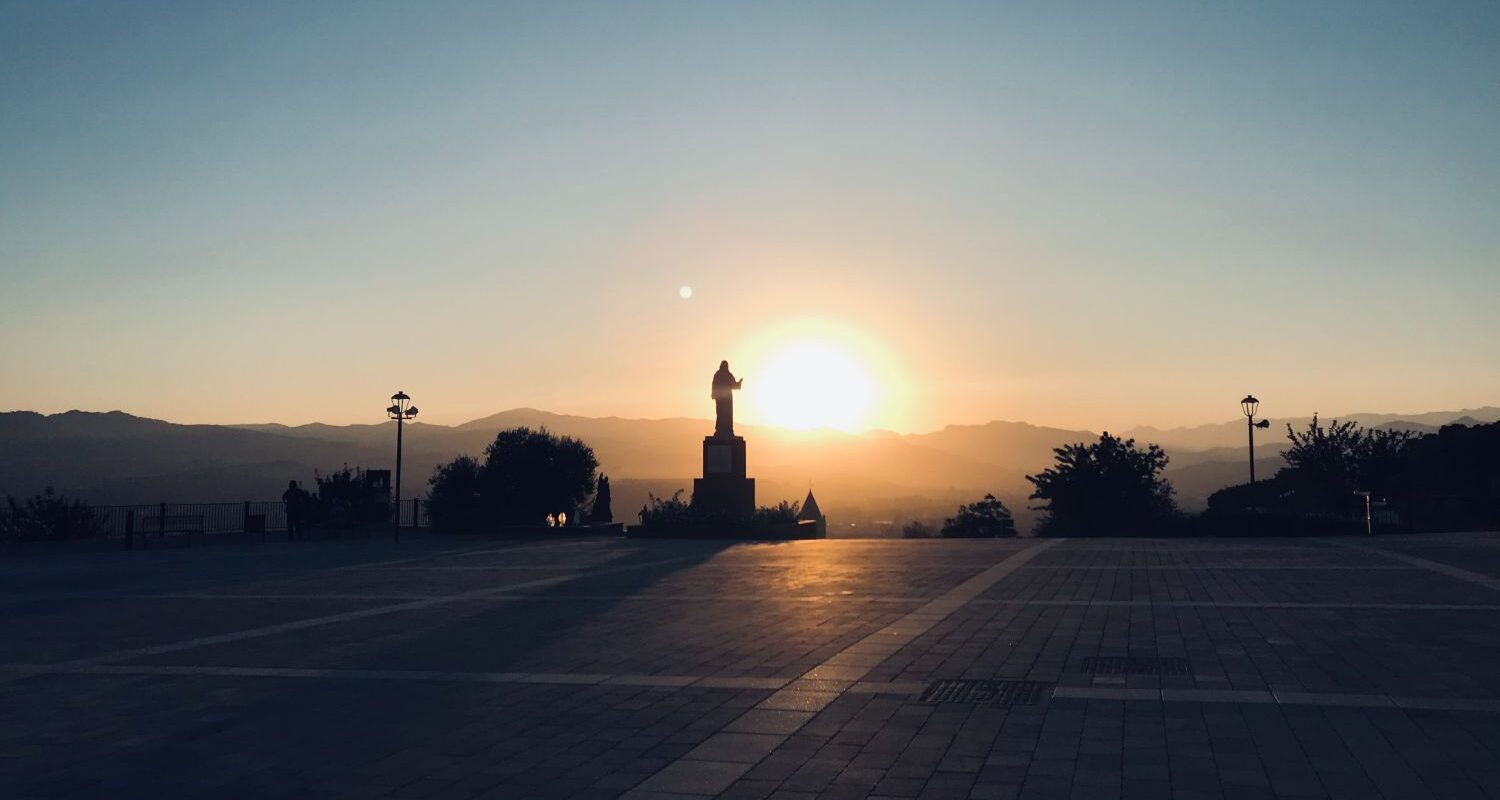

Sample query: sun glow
[746,337,879,432]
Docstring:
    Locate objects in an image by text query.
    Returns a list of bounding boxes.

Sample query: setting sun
[747,339,877,432]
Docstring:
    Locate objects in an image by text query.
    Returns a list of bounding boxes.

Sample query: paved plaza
[2,532,1498,800]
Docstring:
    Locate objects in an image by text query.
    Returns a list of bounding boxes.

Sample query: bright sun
[748,339,877,432]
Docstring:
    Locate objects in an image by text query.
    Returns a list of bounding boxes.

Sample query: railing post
[159,501,167,538]
[125,510,134,551]
[412,497,419,531]
[242,500,250,536]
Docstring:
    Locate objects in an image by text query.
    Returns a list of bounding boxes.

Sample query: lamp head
[389,391,414,418]
[1241,395,1259,419]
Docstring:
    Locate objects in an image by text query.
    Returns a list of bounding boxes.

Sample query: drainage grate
[918,679,1051,706]
[1079,656,1190,676]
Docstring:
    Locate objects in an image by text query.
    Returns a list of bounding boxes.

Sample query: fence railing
[88,499,428,543]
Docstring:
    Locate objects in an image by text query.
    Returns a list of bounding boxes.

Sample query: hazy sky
[3,1,1497,433]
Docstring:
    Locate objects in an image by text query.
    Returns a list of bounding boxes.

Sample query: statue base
[692,434,754,518]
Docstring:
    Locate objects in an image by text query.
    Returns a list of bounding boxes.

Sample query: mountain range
[3,406,1496,533]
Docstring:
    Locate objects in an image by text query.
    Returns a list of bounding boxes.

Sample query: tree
[589,475,613,524]
[941,494,1016,538]
[425,456,485,531]
[1282,415,1414,505]
[1026,433,1174,536]
[426,427,598,530]
[480,427,598,524]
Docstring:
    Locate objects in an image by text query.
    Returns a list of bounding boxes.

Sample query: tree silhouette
[1027,433,1174,536]
[590,474,613,524]
[425,456,485,531]
[1282,415,1414,504]
[941,494,1016,538]
[426,427,598,529]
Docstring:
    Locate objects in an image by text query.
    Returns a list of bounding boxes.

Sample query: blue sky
[2,1,1496,431]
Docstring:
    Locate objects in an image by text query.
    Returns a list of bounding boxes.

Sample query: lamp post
[387,391,419,541]
[1240,394,1270,484]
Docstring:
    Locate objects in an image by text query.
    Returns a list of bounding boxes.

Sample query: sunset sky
[3,1,1497,433]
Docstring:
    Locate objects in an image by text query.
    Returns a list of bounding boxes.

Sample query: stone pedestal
[692,435,754,518]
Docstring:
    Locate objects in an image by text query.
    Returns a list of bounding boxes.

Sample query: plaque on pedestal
[692,434,754,517]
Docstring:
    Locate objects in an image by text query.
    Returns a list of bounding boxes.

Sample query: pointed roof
[797,490,824,521]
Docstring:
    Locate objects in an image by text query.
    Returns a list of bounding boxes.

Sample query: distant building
[797,490,827,538]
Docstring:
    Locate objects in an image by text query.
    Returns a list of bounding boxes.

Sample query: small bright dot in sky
[678,285,693,300]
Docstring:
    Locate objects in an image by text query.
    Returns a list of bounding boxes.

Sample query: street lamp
[1241,394,1270,484]
[387,391,419,540]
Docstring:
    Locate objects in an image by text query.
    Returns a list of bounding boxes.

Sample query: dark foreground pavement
[1,532,1497,799]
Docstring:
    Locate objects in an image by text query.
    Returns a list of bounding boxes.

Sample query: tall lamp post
[387,391,419,541]
[1240,394,1271,484]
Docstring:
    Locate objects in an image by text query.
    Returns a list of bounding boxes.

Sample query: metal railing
[86,499,428,545]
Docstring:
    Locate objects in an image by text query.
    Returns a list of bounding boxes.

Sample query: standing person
[282,480,305,540]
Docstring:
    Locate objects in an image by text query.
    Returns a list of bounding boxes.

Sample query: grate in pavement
[1079,656,1190,676]
[918,679,1051,706]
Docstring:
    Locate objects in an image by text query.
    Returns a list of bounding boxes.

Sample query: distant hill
[2,405,1493,530]
[1122,407,1500,452]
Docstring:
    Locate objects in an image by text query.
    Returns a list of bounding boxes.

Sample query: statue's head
[287,480,297,490]
[719,360,729,370]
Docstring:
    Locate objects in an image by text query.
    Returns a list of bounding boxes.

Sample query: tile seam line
[6,663,1497,714]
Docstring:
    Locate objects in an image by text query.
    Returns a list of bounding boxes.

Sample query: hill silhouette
[2,407,1492,531]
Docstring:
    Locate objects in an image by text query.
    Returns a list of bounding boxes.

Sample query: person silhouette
[282,480,306,540]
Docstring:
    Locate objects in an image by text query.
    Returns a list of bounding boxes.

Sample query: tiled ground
[1,532,1497,799]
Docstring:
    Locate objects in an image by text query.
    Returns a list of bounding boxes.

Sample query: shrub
[0,489,106,542]
[751,500,801,525]
[311,466,390,526]
[941,494,1016,538]
[901,520,938,539]
[639,490,693,526]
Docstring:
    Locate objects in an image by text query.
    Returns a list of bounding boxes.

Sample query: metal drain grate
[1079,656,1190,676]
[918,680,1051,706]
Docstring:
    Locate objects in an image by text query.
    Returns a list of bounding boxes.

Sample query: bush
[1026,433,1175,536]
[901,520,938,539]
[0,489,106,542]
[639,490,694,526]
[426,427,599,530]
[941,494,1016,538]
[751,500,801,525]
[311,466,391,527]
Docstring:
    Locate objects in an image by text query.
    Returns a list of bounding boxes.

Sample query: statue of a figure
[711,360,742,437]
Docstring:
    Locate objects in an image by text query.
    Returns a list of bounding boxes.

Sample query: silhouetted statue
[712,360,742,437]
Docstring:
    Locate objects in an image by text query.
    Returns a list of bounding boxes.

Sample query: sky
[2,0,1497,434]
